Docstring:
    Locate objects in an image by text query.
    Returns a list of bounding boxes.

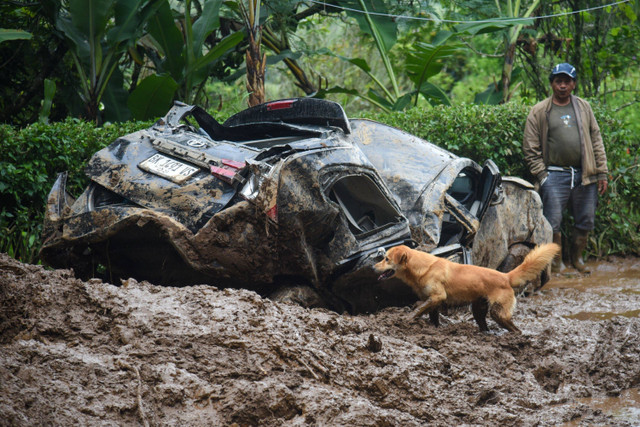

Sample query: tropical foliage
[1,0,638,124]
[56,0,165,123]
[128,0,246,118]
[1,0,639,261]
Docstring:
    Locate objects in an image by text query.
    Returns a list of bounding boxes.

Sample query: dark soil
[1,253,639,426]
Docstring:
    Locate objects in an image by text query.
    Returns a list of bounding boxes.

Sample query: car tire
[269,285,328,309]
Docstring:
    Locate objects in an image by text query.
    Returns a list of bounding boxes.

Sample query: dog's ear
[399,252,407,265]
[398,247,409,265]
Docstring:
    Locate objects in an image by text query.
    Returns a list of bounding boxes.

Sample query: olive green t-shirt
[547,102,581,167]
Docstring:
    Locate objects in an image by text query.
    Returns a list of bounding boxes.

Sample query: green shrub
[364,102,640,257]
[589,103,640,257]
[1,118,151,263]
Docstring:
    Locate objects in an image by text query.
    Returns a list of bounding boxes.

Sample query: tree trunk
[246,30,266,107]
[501,42,517,103]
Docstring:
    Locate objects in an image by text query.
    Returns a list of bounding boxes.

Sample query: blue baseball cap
[550,63,577,80]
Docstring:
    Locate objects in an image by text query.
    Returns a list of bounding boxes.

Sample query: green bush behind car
[2,103,638,264]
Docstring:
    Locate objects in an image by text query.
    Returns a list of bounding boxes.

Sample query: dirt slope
[1,253,639,426]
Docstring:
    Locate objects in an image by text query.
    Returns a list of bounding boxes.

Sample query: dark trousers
[540,168,598,233]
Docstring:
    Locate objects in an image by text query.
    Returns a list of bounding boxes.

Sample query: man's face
[551,74,576,103]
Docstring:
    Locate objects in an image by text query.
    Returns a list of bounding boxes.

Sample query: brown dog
[374,243,560,333]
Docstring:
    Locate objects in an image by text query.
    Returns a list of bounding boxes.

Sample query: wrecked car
[40,98,551,313]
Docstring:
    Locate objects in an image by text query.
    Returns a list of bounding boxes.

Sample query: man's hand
[598,179,608,195]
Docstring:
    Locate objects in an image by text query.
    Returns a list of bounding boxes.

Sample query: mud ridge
[1,253,639,426]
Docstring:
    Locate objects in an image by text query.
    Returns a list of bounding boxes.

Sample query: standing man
[523,63,608,272]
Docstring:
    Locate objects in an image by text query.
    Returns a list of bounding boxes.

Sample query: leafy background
[1,0,639,262]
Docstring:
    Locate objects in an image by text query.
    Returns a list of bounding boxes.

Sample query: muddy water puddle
[544,256,640,292]
[561,388,640,427]
[536,256,640,319]
[538,256,640,425]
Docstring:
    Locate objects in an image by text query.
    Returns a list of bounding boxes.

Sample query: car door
[439,159,501,249]
[473,159,501,222]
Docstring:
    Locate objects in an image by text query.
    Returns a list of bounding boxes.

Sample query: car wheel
[269,285,328,309]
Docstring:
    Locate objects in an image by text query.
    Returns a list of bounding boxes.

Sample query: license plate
[139,153,200,184]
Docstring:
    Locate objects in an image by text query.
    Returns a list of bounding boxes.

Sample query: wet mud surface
[1,253,639,426]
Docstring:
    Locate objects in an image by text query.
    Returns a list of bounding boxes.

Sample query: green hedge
[0,118,151,262]
[1,103,639,264]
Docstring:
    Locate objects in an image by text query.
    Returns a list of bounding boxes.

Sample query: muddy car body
[40,99,551,312]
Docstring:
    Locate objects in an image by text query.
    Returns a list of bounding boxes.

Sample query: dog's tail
[507,243,560,287]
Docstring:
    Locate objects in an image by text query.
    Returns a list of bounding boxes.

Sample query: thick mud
[1,253,639,426]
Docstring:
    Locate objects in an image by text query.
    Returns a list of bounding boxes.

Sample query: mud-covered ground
[1,253,639,426]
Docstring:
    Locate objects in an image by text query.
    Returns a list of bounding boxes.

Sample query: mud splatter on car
[40,98,550,312]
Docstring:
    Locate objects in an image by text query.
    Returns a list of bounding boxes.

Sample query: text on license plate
[139,154,200,184]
